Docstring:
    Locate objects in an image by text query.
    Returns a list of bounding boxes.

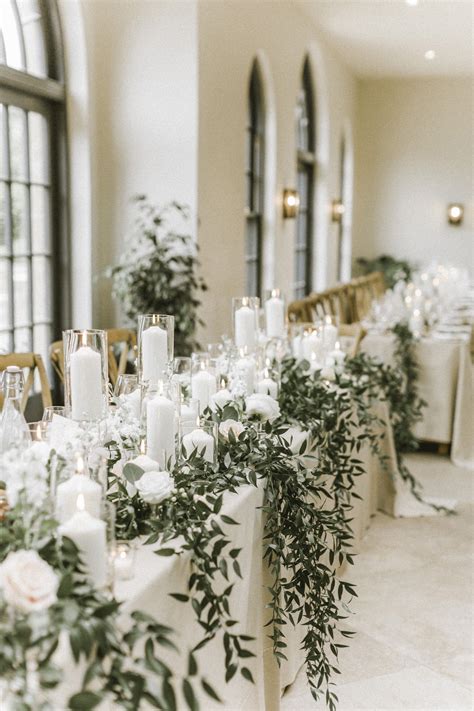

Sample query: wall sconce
[331,199,345,223]
[447,203,464,226]
[282,189,300,219]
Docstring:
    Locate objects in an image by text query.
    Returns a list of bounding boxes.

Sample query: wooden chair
[338,323,367,357]
[107,328,137,387]
[50,329,137,387]
[0,353,52,412]
[288,299,313,323]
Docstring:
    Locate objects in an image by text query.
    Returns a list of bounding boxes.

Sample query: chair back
[107,328,137,387]
[338,323,367,357]
[0,353,52,413]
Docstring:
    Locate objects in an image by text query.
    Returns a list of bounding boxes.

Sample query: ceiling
[297,0,474,78]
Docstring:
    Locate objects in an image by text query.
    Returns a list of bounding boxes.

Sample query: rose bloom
[210,388,234,412]
[219,419,245,440]
[245,393,281,422]
[0,550,59,614]
[135,471,174,505]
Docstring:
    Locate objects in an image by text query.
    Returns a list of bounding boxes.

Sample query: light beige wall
[197,0,357,342]
[78,0,199,329]
[353,77,473,271]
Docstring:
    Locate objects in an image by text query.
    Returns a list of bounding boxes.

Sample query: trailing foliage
[0,494,208,711]
[356,254,416,288]
[108,197,207,355]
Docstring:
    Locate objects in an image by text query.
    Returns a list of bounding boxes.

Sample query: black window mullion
[3,106,14,350]
[25,108,34,351]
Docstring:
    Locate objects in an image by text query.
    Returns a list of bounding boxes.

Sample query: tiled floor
[282,452,474,711]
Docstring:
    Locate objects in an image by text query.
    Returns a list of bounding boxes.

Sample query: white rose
[0,550,59,614]
[219,419,245,440]
[245,393,281,422]
[135,471,174,505]
[210,389,234,412]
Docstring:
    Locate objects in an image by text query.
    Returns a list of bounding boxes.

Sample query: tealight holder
[112,539,137,582]
[138,314,174,387]
[264,288,286,339]
[256,365,280,398]
[292,322,324,365]
[232,297,260,350]
[42,405,66,423]
[28,421,48,442]
[179,418,218,466]
[191,354,218,415]
[172,357,192,399]
[63,329,108,422]
[114,374,139,397]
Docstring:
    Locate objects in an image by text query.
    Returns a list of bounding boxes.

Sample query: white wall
[353,77,473,272]
[197,0,357,342]
[78,0,199,328]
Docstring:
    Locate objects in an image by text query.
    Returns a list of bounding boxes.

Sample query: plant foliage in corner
[108,196,207,356]
[355,254,416,288]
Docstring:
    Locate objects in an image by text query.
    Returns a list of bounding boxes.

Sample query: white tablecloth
[362,334,474,469]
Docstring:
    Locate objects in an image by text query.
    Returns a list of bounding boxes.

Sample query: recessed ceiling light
[424,50,436,60]
[406,0,418,6]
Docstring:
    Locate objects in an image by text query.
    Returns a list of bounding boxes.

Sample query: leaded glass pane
[30,184,50,253]
[32,254,51,321]
[17,0,47,78]
[13,256,30,327]
[11,181,28,254]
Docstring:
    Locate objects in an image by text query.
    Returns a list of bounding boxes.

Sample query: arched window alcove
[0,0,68,359]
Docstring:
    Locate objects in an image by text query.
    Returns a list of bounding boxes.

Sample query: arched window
[245,61,264,298]
[294,57,315,299]
[0,0,67,362]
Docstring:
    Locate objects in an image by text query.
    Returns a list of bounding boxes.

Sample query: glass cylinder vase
[232,297,260,351]
[138,314,174,387]
[63,329,108,422]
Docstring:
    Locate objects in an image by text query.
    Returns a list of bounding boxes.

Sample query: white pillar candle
[257,377,278,398]
[146,395,176,468]
[236,356,256,395]
[70,345,103,421]
[182,428,215,463]
[265,295,285,338]
[56,473,102,523]
[142,325,168,385]
[58,496,107,588]
[114,549,134,580]
[235,306,257,349]
[191,370,217,414]
[323,324,338,352]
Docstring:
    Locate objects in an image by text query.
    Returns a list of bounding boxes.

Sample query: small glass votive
[63,329,109,422]
[172,357,192,399]
[264,288,286,339]
[179,419,218,465]
[256,361,280,399]
[231,347,257,396]
[232,297,260,351]
[112,539,137,582]
[138,314,174,387]
[28,421,48,442]
[114,373,139,397]
[42,405,66,423]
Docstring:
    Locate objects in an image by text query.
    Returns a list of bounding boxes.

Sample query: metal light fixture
[447,203,464,226]
[331,199,345,223]
[282,189,300,219]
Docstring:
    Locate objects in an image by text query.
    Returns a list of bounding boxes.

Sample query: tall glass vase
[63,330,108,422]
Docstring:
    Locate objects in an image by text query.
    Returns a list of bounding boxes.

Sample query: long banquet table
[362,333,474,469]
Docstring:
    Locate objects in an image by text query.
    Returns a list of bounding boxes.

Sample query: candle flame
[36,423,42,440]
[220,377,226,390]
[81,331,87,347]
[76,455,84,474]
[140,439,146,455]
[76,493,85,512]
[335,341,341,352]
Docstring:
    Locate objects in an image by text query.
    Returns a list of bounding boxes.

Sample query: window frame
[245,61,265,299]
[0,0,69,358]
[294,57,315,300]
